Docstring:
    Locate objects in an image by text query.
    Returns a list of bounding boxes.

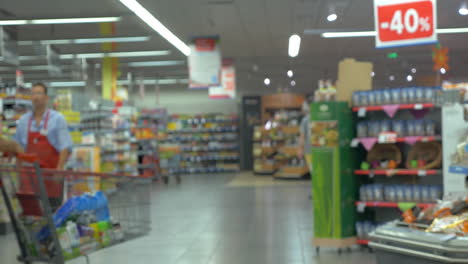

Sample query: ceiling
[0,0,467,94]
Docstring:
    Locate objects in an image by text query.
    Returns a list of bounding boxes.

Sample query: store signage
[188,37,222,89]
[374,0,437,48]
[47,45,62,77]
[0,27,18,65]
[209,59,236,99]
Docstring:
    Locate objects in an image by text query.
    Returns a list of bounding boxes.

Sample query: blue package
[368,91,376,106]
[352,92,361,106]
[360,91,369,106]
[380,120,392,133]
[414,120,425,136]
[406,120,416,136]
[403,185,413,202]
[424,87,434,103]
[375,90,384,105]
[396,185,405,202]
[392,120,406,137]
[400,88,409,104]
[384,185,396,202]
[357,122,368,138]
[373,184,384,201]
[415,87,425,103]
[407,87,417,103]
[382,89,392,105]
[412,185,422,203]
[391,88,401,104]
[368,121,380,137]
[421,185,431,203]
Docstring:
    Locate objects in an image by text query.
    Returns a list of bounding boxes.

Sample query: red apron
[18,110,62,215]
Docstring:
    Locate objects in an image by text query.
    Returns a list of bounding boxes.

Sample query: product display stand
[310,101,357,252]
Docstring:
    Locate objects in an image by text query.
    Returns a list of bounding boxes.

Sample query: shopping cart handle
[16,153,39,163]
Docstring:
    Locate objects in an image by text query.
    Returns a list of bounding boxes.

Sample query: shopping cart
[159,144,181,185]
[0,153,151,264]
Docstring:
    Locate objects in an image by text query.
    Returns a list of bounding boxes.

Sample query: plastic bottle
[98,221,112,246]
[66,221,80,247]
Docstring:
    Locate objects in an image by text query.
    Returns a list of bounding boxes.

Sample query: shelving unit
[165,113,240,174]
[351,87,443,245]
[252,93,307,178]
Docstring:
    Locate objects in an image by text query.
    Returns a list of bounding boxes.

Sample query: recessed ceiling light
[327,13,338,22]
[287,70,293,78]
[291,80,296,86]
[389,75,395,81]
[288,34,301,57]
[371,71,375,77]
[440,68,447,74]
[407,75,413,82]
[411,68,417,74]
[459,3,468,15]
[264,78,271,86]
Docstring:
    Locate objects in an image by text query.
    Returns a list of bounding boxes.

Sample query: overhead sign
[0,27,18,65]
[209,59,236,99]
[374,0,437,48]
[188,37,221,89]
[47,45,62,77]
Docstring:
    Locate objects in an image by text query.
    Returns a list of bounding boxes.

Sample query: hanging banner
[47,44,62,77]
[374,0,437,48]
[209,59,236,99]
[0,26,18,65]
[188,36,221,89]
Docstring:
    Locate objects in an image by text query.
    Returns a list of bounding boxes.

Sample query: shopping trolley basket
[0,153,151,264]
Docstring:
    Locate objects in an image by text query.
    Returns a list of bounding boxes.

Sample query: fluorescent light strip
[0,17,121,26]
[128,60,185,67]
[19,50,170,61]
[321,28,468,38]
[24,79,187,88]
[19,36,150,46]
[119,0,191,56]
[288,34,301,57]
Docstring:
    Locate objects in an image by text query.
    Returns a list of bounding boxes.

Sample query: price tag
[378,132,397,143]
[369,171,375,178]
[357,202,367,213]
[414,104,423,110]
[357,107,367,117]
[350,138,360,147]
[374,0,437,48]
[421,137,429,142]
[418,170,427,177]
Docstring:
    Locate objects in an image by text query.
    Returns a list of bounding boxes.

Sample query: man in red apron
[0,82,72,214]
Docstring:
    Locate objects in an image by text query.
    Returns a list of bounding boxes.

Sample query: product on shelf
[359,184,442,203]
[352,87,439,107]
[356,119,437,138]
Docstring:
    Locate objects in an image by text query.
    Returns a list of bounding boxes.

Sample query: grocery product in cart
[0,153,151,264]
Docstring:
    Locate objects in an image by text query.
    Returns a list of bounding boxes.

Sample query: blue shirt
[13,109,73,152]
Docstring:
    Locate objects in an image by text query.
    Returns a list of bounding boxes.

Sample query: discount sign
[374,0,437,48]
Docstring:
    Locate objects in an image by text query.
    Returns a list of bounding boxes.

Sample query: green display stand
[310,101,357,248]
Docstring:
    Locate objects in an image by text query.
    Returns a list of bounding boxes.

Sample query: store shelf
[180,145,239,152]
[449,165,468,175]
[168,127,238,133]
[352,103,435,112]
[182,156,239,162]
[355,201,434,209]
[355,169,441,176]
[356,240,369,245]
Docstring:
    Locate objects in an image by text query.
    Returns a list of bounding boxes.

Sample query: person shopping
[0,82,73,213]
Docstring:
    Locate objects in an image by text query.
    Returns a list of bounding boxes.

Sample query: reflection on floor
[0,172,376,264]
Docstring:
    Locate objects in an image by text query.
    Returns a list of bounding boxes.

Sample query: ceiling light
[411,68,417,74]
[371,72,375,77]
[119,0,190,56]
[389,75,395,81]
[459,3,468,15]
[18,36,150,46]
[440,68,447,74]
[321,27,468,38]
[291,80,296,86]
[264,78,271,86]
[407,75,413,82]
[327,14,338,22]
[287,70,293,78]
[0,17,121,26]
[288,34,301,57]
[127,60,185,67]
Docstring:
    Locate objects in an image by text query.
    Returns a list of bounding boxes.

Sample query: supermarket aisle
[0,173,375,264]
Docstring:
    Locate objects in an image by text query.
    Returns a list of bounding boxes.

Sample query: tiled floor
[0,172,376,264]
